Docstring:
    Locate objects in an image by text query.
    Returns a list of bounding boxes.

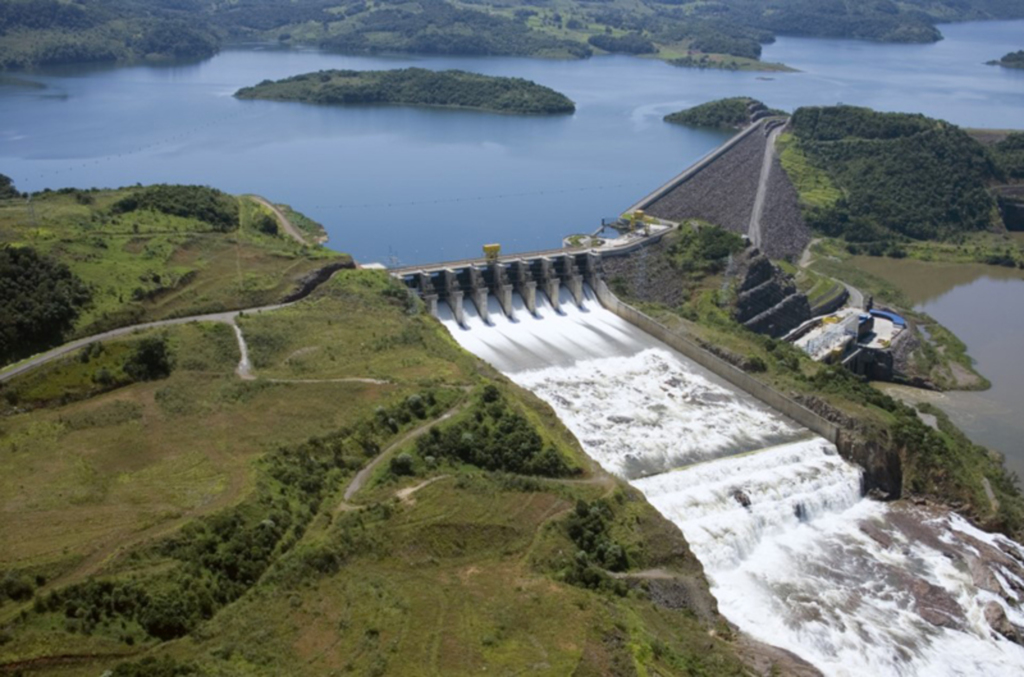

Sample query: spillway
[437,286,1024,676]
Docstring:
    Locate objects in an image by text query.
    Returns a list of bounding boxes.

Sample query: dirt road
[247,194,309,246]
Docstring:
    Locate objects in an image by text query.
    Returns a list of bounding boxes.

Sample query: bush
[123,337,174,381]
[415,388,572,477]
[1,573,34,602]
[390,453,415,476]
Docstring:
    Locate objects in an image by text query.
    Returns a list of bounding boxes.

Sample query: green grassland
[0,187,349,344]
[0,270,757,675]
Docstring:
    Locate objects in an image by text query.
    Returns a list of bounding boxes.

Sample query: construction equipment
[483,243,501,263]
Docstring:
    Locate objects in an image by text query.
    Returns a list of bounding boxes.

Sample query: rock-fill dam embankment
[638,120,811,261]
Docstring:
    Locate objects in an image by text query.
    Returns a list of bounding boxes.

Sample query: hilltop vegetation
[780,106,1001,244]
[0,0,218,69]
[0,268,759,676]
[0,182,348,365]
[236,68,575,115]
[664,97,782,129]
[4,0,1023,70]
[0,245,91,365]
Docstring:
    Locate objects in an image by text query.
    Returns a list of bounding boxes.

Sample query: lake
[1,20,1023,266]
[853,257,1024,482]
[3,20,1024,477]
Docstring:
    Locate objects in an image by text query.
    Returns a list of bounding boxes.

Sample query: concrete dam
[391,125,1024,675]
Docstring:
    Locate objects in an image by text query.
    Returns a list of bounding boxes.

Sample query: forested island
[664,97,782,129]
[989,49,1024,68]
[3,0,1024,71]
[235,68,575,115]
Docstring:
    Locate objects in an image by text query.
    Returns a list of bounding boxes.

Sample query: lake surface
[1,20,1023,266]
[853,257,1024,482]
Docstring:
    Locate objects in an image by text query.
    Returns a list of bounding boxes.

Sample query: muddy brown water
[850,256,1024,483]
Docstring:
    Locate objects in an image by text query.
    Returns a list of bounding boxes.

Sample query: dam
[387,118,1024,674]
[432,284,1024,675]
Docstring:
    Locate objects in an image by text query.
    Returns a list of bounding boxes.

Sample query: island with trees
[235,68,576,115]
[988,50,1024,68]
[664,97,783,129]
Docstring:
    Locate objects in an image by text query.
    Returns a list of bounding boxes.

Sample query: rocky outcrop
[996,186,1024,231]
[732,248,811,337]
[282,260,356,302]
[791,393,903,500]
[760,153,812,259]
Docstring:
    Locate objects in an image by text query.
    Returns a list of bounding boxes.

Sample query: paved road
[247,195,309,246]
[748,125,783,250]
[0,304,289,385]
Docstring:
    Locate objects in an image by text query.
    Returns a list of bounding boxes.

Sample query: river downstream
[438,288,1024,676]
[850,257,1024,483]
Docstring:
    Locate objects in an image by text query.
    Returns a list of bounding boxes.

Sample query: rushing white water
[438,288,1024,676]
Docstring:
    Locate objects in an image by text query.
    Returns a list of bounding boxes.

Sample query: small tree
[124,337,174,381]
[389,453,415,476]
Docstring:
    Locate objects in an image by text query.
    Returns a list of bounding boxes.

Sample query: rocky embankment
[731,248,811,337]
[643,123,810,260]
[759,149,812,259]
[644,129,765,237]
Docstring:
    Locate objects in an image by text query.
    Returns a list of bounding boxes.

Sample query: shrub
[123,337,174,381]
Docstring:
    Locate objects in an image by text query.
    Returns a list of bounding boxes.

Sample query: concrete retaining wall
[592,280,841,445]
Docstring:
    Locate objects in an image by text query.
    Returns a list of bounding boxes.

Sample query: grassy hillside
[781,106,1003,244]
[0,184,349,366]
[0,269,758,675]
[236,68,575,115]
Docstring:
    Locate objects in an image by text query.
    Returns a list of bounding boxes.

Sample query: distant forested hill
[780,106,1003,244]
[236,69,575,115]
[2,0,1023,69]
[0,0,219,69]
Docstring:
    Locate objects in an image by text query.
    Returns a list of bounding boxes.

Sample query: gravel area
[643,129,809,261]
[760,154,812,260]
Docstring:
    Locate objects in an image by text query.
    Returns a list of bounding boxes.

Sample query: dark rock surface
[644,129,765,237]
[732,249,811,337]
[642,125,811,260]
[761,154,812,259]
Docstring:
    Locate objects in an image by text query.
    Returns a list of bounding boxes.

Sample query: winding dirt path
[338,399,470,507]
[247,194,308,246]
[0,305,288,385]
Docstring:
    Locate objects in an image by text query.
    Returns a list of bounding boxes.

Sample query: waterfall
[437,286,1024,676]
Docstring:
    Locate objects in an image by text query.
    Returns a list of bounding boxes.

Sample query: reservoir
[852,257,1024,483]
[1,21,1023,266]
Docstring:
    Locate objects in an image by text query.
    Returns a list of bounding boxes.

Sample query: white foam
[436,288,1024,676]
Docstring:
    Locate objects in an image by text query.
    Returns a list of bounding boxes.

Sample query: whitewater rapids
[437,287,1024,675]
